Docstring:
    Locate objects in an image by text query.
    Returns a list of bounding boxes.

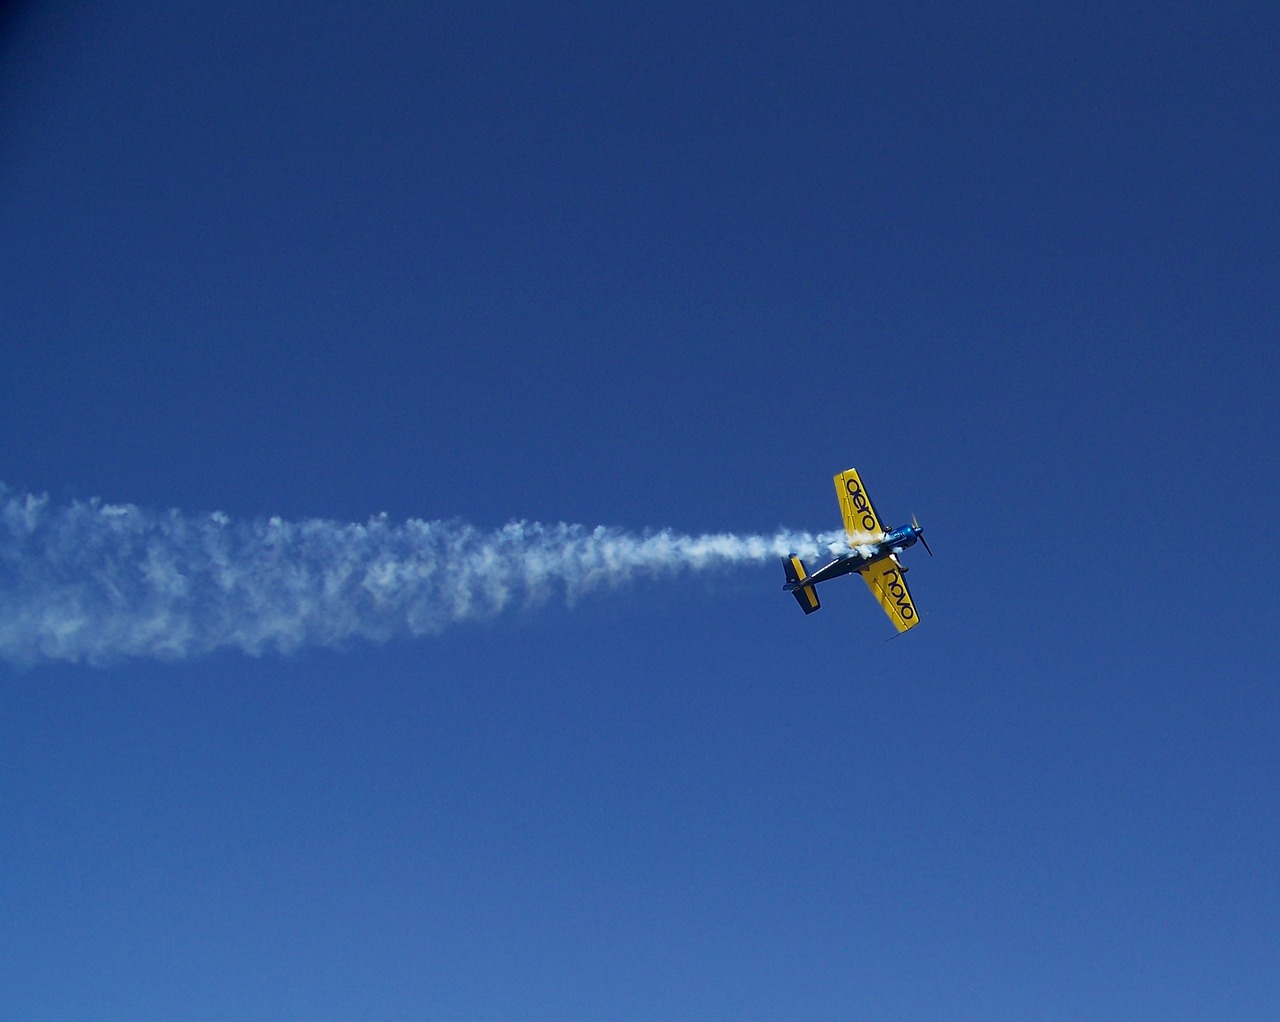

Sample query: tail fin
[782,556,821,615]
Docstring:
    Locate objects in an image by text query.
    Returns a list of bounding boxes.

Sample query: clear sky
[2,3,1278,1019]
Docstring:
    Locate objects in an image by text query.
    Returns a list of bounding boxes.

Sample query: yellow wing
[833,468,886,545]
[859,558,920,633]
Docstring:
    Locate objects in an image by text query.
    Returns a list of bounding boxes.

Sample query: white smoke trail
[0,485,847,666]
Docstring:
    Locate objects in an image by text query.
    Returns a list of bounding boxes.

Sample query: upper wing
[859,558,920,632]
[833,468,887,544]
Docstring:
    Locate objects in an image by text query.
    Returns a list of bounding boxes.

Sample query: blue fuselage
[802,524,923,586]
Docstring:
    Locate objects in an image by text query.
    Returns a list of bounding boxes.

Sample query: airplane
[783,467,931,632]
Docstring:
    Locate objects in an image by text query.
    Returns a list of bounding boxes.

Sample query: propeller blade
[912,514,932,556]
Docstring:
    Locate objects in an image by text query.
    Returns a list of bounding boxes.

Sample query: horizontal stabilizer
[783,556,821,614]
[792,585,820,614]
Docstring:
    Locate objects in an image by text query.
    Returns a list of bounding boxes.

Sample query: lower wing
[858,558,920,632]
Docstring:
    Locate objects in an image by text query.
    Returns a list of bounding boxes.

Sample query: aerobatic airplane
[783,468,931,632]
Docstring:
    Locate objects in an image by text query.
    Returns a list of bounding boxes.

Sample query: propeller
[912,514,933,557]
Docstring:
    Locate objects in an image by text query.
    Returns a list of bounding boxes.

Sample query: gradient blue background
[2,3,1278,1019]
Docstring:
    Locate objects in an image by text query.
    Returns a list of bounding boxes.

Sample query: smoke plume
[0,486,844,665]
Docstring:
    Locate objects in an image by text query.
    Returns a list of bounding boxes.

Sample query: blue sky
[2,3,1278,1019]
